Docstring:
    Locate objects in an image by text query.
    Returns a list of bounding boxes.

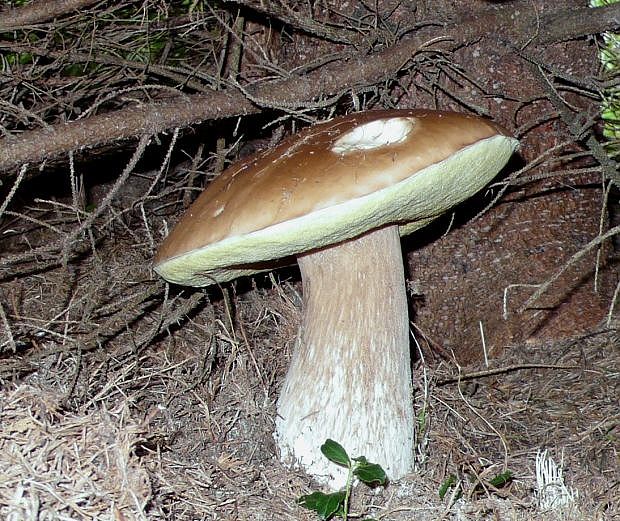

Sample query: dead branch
[0,2,618,177]
[0,90,252,178]
[534,2,620,44]
[223,0,357,44]
[437,363,579,386]
[0,42,216,92]
[521,224,620,312]
[0,281,205,379]
[526,52,620,186]
[0,0,101,31]
[457,1,620,46]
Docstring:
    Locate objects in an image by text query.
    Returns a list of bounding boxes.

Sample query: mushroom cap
[154,109,518,286]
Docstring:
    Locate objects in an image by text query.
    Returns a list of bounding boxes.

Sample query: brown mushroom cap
[154,109,518,286]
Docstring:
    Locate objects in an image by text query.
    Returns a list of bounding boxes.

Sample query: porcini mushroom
[154,109,518,488]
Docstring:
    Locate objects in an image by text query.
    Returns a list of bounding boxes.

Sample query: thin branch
[60,134,151,264]
[0,282,206,379]
[521,50,620,187]
[222,0,358,44]
[520,224,620,312]
[437,363,579,386]
[0,42,217,92]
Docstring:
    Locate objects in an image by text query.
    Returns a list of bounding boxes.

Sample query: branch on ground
[0,0,101,30]
[0,2,618,176]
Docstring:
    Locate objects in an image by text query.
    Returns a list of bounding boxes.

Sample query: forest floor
[1,263,618,520]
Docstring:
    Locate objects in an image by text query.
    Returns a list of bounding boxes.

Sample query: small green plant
[298,439,387,521]
[439,470,513,502]
[488,470,513,488]
[438,474,458,500]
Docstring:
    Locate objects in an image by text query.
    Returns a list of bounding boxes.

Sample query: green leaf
[63,63,84,77]
[488,471,513,488]
[438,475,457,499]
[417,409,427,433]
[298,490,346,520]
[321,439,351,467]
[352,459,387,486]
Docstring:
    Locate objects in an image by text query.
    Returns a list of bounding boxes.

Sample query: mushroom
[154,109,518,488]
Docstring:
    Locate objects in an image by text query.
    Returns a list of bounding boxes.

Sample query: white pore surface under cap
[331,117,414,154]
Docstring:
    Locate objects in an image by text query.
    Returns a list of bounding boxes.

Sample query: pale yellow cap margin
[155,134,518,287]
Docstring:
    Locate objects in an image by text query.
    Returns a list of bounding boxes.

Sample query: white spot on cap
[331,117,415,154]
[213,204,226,217]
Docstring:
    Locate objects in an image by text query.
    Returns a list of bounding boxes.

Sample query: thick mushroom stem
[275,225,415,488]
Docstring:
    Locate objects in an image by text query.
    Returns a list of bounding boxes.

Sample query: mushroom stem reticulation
[275,225,414,488]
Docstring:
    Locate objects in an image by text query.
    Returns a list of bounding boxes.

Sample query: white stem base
[274,226,415,489]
